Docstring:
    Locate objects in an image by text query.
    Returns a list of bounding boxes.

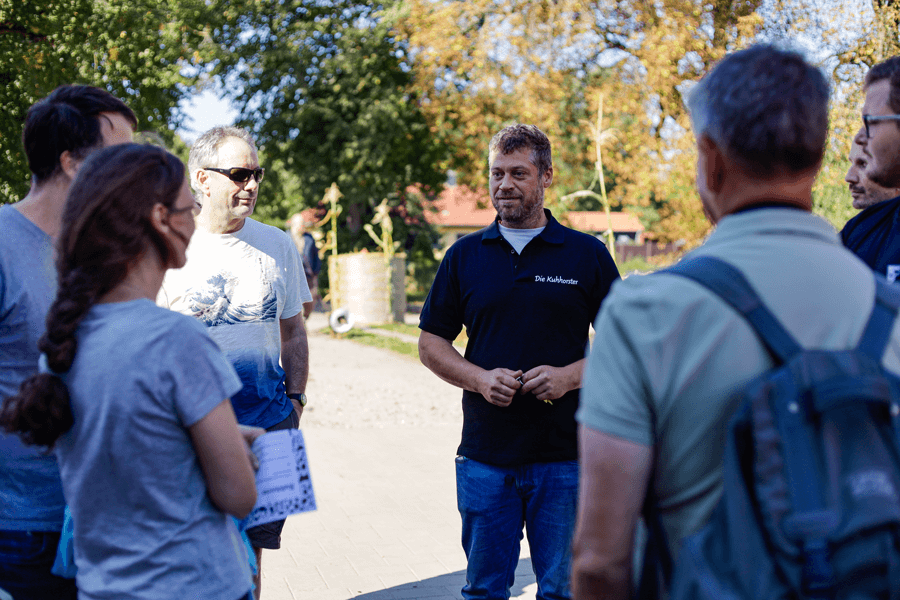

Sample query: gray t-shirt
[54,299,251,600]
[0,205,65,530]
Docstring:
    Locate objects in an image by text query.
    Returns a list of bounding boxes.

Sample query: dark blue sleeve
[591,241,621,319]
[418,245,464,341]
[302,234,320,275]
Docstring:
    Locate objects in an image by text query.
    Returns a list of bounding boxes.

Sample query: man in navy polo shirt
[842,56,900,282]
[418,124,620,600]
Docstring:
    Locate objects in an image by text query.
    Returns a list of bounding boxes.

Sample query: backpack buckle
[801,540,835,597]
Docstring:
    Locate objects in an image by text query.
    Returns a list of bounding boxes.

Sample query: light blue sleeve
[167,316,243,427]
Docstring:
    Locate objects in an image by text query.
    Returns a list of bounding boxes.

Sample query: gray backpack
[649,256,900,600]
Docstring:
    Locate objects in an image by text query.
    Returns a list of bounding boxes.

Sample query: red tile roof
[424,186,496,227]
[564,211,644,233]
[423,186,643,233]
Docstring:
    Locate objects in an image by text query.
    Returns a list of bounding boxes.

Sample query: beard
[868,154,900,190]
[492,190,544,227]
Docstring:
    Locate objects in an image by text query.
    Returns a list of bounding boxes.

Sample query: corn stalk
[319,183,343,307]
[561,93,619,263]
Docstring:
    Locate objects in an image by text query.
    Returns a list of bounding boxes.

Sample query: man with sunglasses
[0,85,135,600]
[842,56,900,282]
[158,126,312,599]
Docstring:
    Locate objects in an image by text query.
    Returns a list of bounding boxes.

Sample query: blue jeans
[0,530,77,600]
[455,457,578,600]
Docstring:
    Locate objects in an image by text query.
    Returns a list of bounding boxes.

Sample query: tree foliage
[400,0,900,245]
[7,0,899,247]
[212,0,448,256]
[400,0,769,245]
[398,1,617,207]
[0,0,223,204]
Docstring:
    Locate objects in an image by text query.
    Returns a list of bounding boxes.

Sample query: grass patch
[454,330,468,348]
[618,256,656,274]
[370,321,468,349]
[371,322,420,337]
[320,320,469,359]
[322,328,420,360]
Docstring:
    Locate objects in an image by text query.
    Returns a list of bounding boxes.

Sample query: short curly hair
[488,124,552,177]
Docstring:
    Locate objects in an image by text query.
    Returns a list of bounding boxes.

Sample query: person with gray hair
[572,44,900,599]
[158,125,312,599]
[186,125,258,202]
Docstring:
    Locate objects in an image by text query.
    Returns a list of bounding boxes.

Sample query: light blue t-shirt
[0,205,65,531]
[54,299,251,600]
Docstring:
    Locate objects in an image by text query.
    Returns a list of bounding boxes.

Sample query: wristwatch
[288,392,308,407]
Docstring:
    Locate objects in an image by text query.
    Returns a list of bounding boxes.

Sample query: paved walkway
[259,314,537,599]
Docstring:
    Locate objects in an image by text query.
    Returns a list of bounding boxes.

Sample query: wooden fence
[614,241,682,263]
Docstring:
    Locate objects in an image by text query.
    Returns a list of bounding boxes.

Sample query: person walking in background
[842,56,900,281]
[0,85,135,600]
[288,212,322,318]
[158,126,312,598]
[572,45,900,599]
[418,124,620,600]
[0,143,260,600]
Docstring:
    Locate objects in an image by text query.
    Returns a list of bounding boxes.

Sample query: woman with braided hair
[0,143,258,600]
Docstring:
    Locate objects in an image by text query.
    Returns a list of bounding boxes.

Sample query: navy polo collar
[481,209,565,244]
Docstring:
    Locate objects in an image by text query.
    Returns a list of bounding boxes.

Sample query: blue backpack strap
[664,256,802,364]
[857,277,900,360]
[666,257,838,596]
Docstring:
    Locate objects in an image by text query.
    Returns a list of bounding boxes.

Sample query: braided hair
[0,143,186,447]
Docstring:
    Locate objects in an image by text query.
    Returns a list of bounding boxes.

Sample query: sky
[177,88,239,143]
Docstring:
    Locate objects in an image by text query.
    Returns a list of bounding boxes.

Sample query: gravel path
[270,313,539,600]
[302,313,464,429]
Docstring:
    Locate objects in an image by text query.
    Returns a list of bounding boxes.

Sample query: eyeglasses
[203,166,265,184]
[169,202,201,217]
[862,114,900,138]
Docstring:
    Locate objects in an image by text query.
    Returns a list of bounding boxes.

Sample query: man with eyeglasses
[158,126,312,599]
[842,56,900,282]
[0,85,135,600]
[845,138,900,211]
[572,45,888,598]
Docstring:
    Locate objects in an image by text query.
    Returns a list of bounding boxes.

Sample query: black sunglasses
[204,166,265,184]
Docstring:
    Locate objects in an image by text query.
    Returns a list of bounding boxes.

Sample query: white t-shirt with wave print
[158,218,312,428]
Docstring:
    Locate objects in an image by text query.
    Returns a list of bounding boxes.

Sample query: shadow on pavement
[353,557,536,600]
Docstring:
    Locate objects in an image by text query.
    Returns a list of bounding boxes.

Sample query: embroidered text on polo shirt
[535,275,579,284]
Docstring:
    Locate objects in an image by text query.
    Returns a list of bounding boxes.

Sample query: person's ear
[59,150,81,181]
[149,203,171,235]
[195,169,210,196]
[697,135,726,195]
[542,164,554,189]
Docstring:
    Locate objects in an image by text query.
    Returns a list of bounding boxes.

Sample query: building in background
[424,185,644,249]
